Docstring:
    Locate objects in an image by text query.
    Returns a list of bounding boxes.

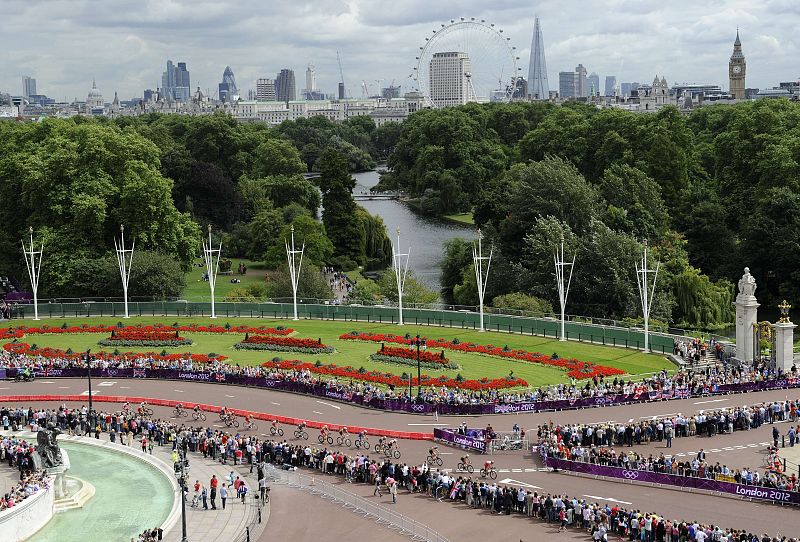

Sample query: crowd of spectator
[0,435,49,511]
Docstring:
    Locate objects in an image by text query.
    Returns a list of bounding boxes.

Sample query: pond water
[353,170,474,291]
[30,442,174,542]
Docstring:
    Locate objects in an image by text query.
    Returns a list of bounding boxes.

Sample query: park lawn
[0,317,674,389]
[442,212,475,225]
[181,259,265,302]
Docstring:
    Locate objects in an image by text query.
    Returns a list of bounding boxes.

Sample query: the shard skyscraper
[527,16,549,100]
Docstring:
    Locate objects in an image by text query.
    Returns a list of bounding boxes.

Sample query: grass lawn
[0,317,673,389]
[442,212,475,225]
[182,258,265,302]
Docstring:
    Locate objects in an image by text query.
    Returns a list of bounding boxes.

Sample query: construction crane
[336,50,348,98]
[361,80,370,98]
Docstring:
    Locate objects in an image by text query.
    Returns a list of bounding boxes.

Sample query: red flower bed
[235,335,334,354]
[340,332,625,380]
[2,342,226,363]
[0,323,293,337]
[260,359,527,391]
[104,330,191,342]
[377,346,449,364]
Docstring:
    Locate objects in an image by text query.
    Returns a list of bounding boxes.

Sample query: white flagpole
[473,229,493,332]
[553,232,575,341]
[285,224,305,321]
[392,228,410,326]
[22,226,43,321]
[635,239,660,352]
[114,224,135,318]
[203,225,222,319]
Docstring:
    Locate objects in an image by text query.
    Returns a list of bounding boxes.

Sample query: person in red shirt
[210,475,219,510]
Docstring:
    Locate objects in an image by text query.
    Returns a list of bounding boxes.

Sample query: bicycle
[192,410,207,422]
[354,438,370,450]
[224,417,240,428]
[318,434,333,445]
[244,421,258,432]
[293,429,309,440]
[139,407,154,417]
[173,406,188,418]
[384,448,401,460]
[374,443,385,454]
[336,435,351,447]
[270,426,284,437]
[435,485,449,501]
[480,467,497,480]
[457,462,474,473]
[427,455,443,467]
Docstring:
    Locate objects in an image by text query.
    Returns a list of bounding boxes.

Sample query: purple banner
[544,457,800,505]
[4,368,800,417]
[434,428,487,453]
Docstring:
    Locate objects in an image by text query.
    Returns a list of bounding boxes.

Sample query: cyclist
[244,413,252,427]
[483,459,494,474]
[386,438,398,450]
[320,424,330,438]
[271,419,280,430]
[175,402,184,413]
[428,445,439,460]
[122,402,131,413]
[339,426,349,437]
[460,454,471,468]
[193,405,202,415]
[297,421,307,433]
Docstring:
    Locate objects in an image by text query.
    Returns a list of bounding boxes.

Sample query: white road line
[271,402,281,406]
[747,444,758,447]
[498,469,510,473]
[120,386,130,389]
[0,387,9,390]
[80,390,99,396]
[693,399,729,405]
[759,442,771,446]
[524,468,536,472]
[407,423,449,426]
[511,469,523,473]
[225,395,235,398]
[734,445,747,449]
[98,381,117,386]
[439,452,454,455]
[498,479,541,489]
[316,400,341,410]
[174,390,184,393]
[640,413,677,420]
[57,386,70,389]
[583,495,632,505]
[722,447,734,451]
[39,381,55,384]
[312,411,323,415]
[627,419,634,423]
[710,449,721,453]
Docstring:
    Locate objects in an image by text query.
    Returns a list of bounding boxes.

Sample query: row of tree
[390,100,800,329]
[0,114,401,299]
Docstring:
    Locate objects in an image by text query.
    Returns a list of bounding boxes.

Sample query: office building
[382,85,401,99]
[22,76,36,98]
[338,82,346,99]
[559,71,577,99]
[575,64,588,97]
[305,65,316,93]
[527,16,549,100]
[256,78,276,101]
[588,73,600,97]
[429,51,473,108]
[161,60,190,102]
[604,76,617,97]
[620,82,639,97]
[219,66,238,102]
[276,69,296,102]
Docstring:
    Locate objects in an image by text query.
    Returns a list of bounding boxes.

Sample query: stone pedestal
[45,448,70,499]
[773,321,797,373]
[734,267,759,363]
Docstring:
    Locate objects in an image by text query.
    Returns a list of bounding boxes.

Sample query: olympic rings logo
[622,470,639,480]
[411,404,426,412]
[595,397,606,406]
[107,369,118,377]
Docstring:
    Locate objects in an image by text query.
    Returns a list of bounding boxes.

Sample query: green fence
[9,301,675,355]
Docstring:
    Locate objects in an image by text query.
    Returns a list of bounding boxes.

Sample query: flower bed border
[234,335,334,355]
[368,353,460,371]
[0,323,293,341]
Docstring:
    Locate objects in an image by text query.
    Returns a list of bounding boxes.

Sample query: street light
[175,435,189,542]
[411,335,426,396]
[84,349,93,427]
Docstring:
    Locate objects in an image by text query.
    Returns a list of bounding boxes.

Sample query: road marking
[759,442,771,446]
[734,445,746,449]
[640,413,677,420]
[583,495,632,505]
[511,468,523,472]
[439,452,454,455]
[316,400,341,410]
[80,390,99,396]
[271,402,281,406]
[98,381,117,386]
[39,381,55,384]
[312,411,323,415]
[225,395,236,398]
[627,419,634,423]
[693,399,729,405]
[407,423,449,426]
[0,387,9,390]
[674,453,685,457]
[524,468,536,472]
[498,469,510,473]
[723,447,734,451]
[120,386,130,389]
[747,444,758,447]
[710,449,721,453]
[498,478,541,489]
[57,386,70,389]
[174,389,184,393]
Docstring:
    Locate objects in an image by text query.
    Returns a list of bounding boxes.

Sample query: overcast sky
[2,0,798,101]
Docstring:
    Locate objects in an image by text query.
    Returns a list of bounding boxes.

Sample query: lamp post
[635,239,660,353]
[84,349,93,426]
[412,335,426,396]
[202,225,222,319]
[553,232,575,342]
[176,435,189,542]
[391,228,410,326]
[472,229,493,332]
[21,226,43,321]
[114,224,135,318]
[285,224,305,321]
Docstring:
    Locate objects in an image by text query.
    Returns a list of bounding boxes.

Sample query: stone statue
[737,267,757,299]
[36,423,63,469]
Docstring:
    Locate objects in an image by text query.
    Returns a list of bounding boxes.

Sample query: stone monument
[35,424,70,499]
[734,267,759,363]
[772,300,796,373]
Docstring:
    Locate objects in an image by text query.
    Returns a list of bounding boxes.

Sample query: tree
[378,270,439,305]
[318,148,363,263]
[252,138,306,177]
[263,214,334,269]
[372,122,403,158]
[265,263,333,300]
[173,161,238,229]
[599,164,669,241]
[491,293,554,315]
[440,238,474,303]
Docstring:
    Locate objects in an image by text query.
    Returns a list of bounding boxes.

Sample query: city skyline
[2,0,799,100]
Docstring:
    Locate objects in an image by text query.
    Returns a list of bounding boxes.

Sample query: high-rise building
[620,82,639,97]
[587,73,600,97]
[305,64,316,93]
[219,66,238,102]
[381,85,401,99]
[429,51,473,108]
[575,64,588,97]
[161,60,190,101]
[604,76,617,97]
[256,78,276,101]
[338,82,345,100]
[729,30,746,100]
[558,71,577,99]
[276,69,296,101]
[527,16,549,100]
[22,76,36,98]
[143,89,155,102]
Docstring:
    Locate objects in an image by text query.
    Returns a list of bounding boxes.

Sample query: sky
[2,0,799,101]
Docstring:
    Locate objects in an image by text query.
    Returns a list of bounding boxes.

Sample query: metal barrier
[8,300,677,354]
[271,467,450,542]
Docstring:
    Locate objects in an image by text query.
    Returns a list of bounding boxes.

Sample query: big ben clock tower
[729,30,746,99]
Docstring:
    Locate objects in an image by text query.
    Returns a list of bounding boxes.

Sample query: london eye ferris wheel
[411,17,522,108]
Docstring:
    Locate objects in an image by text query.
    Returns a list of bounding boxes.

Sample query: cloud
[1,0,797,100]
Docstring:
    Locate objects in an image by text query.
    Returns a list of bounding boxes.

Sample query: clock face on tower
[732,65,742,75]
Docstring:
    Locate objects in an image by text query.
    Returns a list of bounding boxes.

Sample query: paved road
[3,380,799,536]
